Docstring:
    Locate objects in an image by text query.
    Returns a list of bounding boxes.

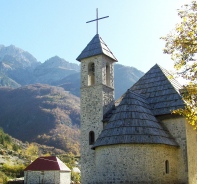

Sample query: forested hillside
[0,84,80,155]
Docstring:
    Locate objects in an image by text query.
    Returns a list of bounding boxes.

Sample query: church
[76,34,197,184]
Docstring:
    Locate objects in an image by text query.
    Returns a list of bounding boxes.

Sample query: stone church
[77,34,197,184]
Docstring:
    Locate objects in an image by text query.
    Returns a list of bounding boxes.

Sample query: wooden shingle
[92,91,178,149]
[130,64,184,115]
[76,34,117,62]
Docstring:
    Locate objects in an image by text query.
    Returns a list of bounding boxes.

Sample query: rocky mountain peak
[0,45,39,68]
[43,56,79,71]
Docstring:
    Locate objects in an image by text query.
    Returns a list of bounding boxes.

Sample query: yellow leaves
[173,84,197,130]
[183,16,187,22]
[25,143,39,161]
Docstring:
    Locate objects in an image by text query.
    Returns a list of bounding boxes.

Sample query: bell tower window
[88,62,95,86]
[106,64,110,86]
[89,131,95,145]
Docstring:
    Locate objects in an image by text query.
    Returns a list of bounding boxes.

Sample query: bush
[0,171,8,184]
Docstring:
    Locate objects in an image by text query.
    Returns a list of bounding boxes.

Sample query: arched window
[88,63,95,86]
[165,160,169,174]
[89,131,95,145]
[106,64,110,86]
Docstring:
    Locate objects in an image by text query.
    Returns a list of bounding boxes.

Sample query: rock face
[0,45,38,67]
[0,45,40,85]
[33,56,79,84]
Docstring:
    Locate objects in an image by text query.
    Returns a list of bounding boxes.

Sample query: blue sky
[0,0,190,72]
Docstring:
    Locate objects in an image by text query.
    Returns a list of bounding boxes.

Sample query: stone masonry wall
[80,55,115,184]
[24,171,60,184]
[162,117,188,183]
[95,144,179,184]
[185,121,197,183]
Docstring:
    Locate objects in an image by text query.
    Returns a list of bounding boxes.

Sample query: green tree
[0,171,8,184]
[25,143,39,161]
[162,1,197,129]
[2,162,25,178]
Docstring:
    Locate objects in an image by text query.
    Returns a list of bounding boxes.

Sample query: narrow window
[165,160,169,174]
[88,63,95,86]
[89,131,95,145]
[106,64,110,86]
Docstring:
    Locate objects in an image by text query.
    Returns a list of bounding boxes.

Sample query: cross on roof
[86,8,109,34]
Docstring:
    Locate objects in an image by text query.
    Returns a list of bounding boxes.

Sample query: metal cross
[86,8,109,34]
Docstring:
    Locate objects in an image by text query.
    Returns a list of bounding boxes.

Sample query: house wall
[95,144,179,184]
[24,171,62,184]
[162,117,188,183]
[60,171,71,184]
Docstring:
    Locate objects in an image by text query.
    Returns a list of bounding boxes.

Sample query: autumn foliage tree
[162,1,197,129]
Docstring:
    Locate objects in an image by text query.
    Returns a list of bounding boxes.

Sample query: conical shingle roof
[92,90,178,149]
[130,64,184,115]
[76,34,117,61]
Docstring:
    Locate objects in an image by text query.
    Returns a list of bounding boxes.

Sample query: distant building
[77,34,197,184]
[24,156,71,184]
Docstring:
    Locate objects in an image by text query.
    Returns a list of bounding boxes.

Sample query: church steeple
[76,34,117,62]
[78,34,117,183]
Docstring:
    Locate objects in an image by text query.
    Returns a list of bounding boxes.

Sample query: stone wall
[95,144,179,184]
[185,121,197,183]
[162,117,188,183]
[80,55,115,184]
[24,171,62,184]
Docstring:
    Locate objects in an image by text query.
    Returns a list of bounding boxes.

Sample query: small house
[24,156,71,184]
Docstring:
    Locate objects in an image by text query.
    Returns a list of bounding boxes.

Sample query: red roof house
[24,156,71,184]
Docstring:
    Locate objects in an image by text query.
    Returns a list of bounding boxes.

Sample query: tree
[162,1,197,129]
[25,143,39,161]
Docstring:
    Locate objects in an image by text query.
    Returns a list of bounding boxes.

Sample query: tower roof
[24,156,71,171]
[92,91,178,149]
[76,34,117,62]
[130,64,184,115]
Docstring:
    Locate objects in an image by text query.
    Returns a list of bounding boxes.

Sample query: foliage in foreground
[162,1,197,129]
[0,171,8,184]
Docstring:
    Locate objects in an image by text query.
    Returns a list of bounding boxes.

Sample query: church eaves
[76,34,117,62]
[130,64,185,116]
[92,90,178,149]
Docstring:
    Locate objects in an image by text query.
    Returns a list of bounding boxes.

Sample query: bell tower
[77,34,117,183]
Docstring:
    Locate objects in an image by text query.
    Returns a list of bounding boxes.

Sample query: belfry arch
[106,63,110,86]
[88,62,95,86]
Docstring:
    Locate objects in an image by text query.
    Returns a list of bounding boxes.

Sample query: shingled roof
[24,156,71,171]
[130,64,184,115]
[76,34,117,62]
[92,90,178,149]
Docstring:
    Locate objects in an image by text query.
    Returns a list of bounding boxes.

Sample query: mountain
[0,45,38,67]
[33,56,79,84]
[0,45,81,87]
[0,73,21,88]
[114,64,144,99]
[0,45,144,99]
[0,84,80,155]
[0,45,40,85]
